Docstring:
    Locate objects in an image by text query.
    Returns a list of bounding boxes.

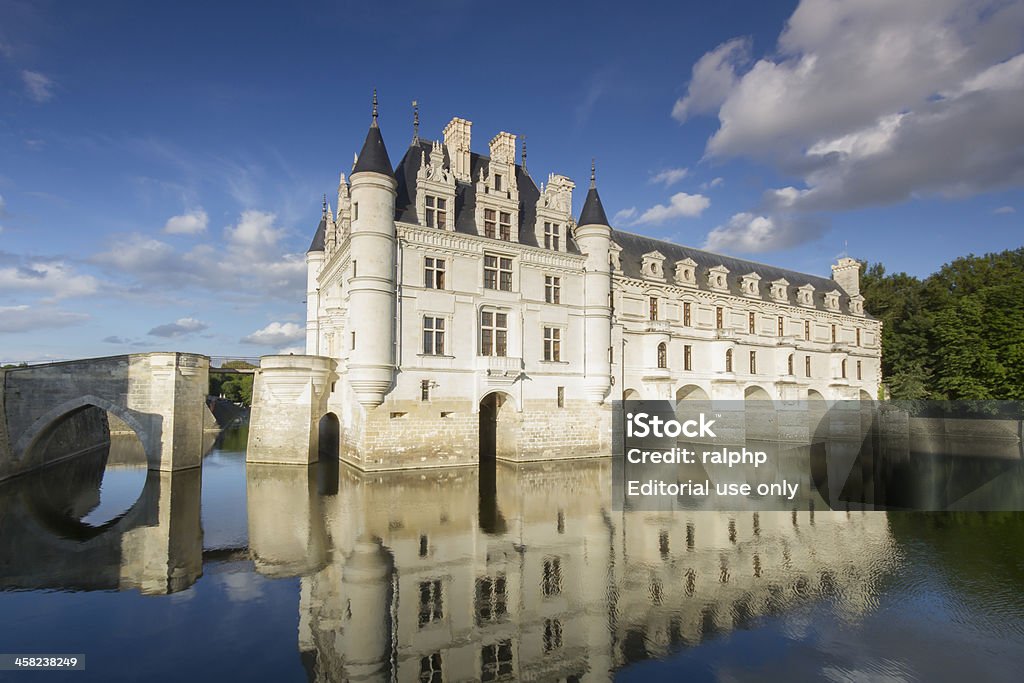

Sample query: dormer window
[824,290,841,312]
[425,195,447,229]
[740,273,761,297]
[797,284,816,307]
[494,174,503,192]
[770,278,789,302]
[849,294,865,316]
[708,265,730,292]
[544,222,560,250]
[641,251,666,280]
[674,258,697,286]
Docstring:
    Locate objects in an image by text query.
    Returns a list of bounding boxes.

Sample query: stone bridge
[0,352,210,481]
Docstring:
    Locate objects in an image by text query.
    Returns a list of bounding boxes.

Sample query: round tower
[576,161,613,403]
[347,92,398,407]
[305,198,328,354]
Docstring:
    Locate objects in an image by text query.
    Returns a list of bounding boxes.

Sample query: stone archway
[317,412,340,461]
[478,391,514,461]
[744,385,776,441]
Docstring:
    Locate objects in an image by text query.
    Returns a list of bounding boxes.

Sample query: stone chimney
[831,257,861,297]
[442,117,472,182]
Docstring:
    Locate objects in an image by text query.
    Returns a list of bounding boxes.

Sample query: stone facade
[249,107,882,470]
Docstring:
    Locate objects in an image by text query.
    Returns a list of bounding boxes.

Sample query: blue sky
[1,0,1021,362]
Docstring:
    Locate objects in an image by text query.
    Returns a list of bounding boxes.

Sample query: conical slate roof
[307,216,326,253]
[578,186,609,227]
[352,124,393,176]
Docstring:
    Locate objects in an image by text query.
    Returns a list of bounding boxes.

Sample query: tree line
[861,247,1024,400]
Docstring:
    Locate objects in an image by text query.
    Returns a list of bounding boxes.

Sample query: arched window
[657,342,667,369]
[725,348,733,372]
[787,354,794,375]
[841,359,847,378]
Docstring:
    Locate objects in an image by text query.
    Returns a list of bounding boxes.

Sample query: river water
[2,426,1024,682]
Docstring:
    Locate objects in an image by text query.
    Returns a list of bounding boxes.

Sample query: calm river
[2,426,1024,681]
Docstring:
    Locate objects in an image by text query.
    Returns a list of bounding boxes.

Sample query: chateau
[246,97,881,470]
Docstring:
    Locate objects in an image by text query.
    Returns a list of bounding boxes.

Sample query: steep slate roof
[307,215,326,253]
[352,124,394,176]
[578,185,610,226]
[611,229,861,315]
[392,140,581,254]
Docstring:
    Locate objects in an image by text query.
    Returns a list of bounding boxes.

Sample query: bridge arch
[14,394,158,469]
[675,384,710,401]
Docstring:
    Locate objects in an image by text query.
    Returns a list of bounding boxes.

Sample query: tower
[305,198,328,354]
[576,161,613,403]
[347,91,398,407]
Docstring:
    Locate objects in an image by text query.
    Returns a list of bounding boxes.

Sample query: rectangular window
[544,275,560,304]
[543,327,561,362]
[418,579,443,626]
[778,316,784,336]
[425,195,447,229]
[420,653,442,682]
[484,209,496,239]
[422,317,445,355]
[494,173,503,191]
[351,331,356,350]
[475,575,508,625]
[481,640,513,682]
[543,619,563,653]
[557,386,564,408]
[424,257,445,289]
[542,557,562,597]
[805,356,811,377]
[544,222,560,250]
[480,311,508,357]
[483,255,513,291]
[683,302,691,326]
[750,350,757,374]
[499,211,511,241]
[684,344,692,371]
[857,360,863,380]
[421,380,430,402]
[805,320,811,341]
[748,312,756,334]
[831,324,837,343]
[856,328,861,346]
[650,297,659,321]
[716,306,724,329]
[353,202,358,221]
[352,260,357,278]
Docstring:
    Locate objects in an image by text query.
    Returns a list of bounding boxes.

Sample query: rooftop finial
[521,135,527,172]
[322,194,328,217]
[371,88,379,128]
[590,158,596,188]
[412,99,419,144]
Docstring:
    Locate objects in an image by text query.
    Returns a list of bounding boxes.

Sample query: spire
[352,89,394,177]
[412,99,419,145]
[308,198,327,253]
[578,158,610,227]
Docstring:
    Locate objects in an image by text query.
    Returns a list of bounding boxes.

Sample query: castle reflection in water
[0,433,899,682]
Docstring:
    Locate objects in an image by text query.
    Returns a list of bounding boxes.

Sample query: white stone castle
[246,95,881,470]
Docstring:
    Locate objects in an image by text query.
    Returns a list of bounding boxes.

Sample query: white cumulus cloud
[241,321,305,347]
[677,0,1024,212]
[163,208,209,234]
[633,192,711,225]
[703,212,827,254]
[0,305,89,333]
[0,253,100,301]
[649,168,689,187]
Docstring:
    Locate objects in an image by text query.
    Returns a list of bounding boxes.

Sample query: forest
[861,247,1024,400]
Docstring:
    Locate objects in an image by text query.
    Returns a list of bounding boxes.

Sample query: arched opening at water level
[24,403,148,531]
[478,392,510,535]
[316,412,340,496]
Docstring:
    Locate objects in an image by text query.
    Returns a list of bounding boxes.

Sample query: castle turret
[576,161,613,403]
[305,199,327,354]
[347,91,398,407]
[831,256,861,297]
